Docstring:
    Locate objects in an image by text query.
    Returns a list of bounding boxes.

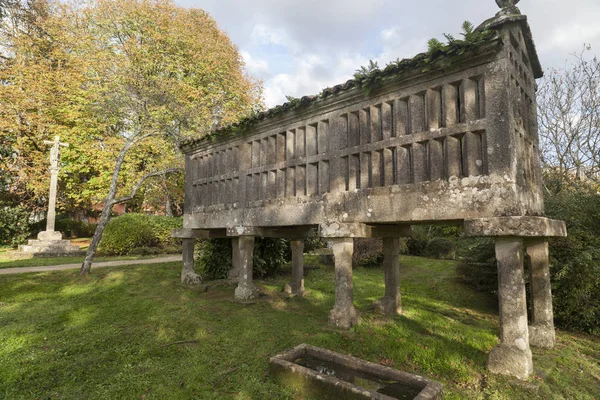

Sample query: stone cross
[42,136,69,234]
[496,0,519,8]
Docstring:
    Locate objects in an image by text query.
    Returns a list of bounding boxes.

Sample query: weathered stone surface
[487,238,533,380]
[284,240,305,296]
[373,237,402,316]
[328,238,360,329]
[496,0,520,9]
[526,240,555,348]
[181,238,201,285]
[18,239,81,255]
[464,217,567,238]
[234,236,259,301]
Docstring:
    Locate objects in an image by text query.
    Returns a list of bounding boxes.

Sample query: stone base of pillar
[283,279,305,296]
[328,305,360,329]
[486,344,533,380]
[181,270,201,285]
[234,282,260,301]
[373,296,401,316]
[529,323,555,349]
[17,233,82,256]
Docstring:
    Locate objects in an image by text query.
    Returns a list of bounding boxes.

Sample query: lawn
[0,256,598,399]
[0,243,177,269]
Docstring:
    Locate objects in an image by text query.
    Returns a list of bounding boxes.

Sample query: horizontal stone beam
[463,217,567,238]
[226,226,317,238]
[172,228,228,239]
[368,224,411,238]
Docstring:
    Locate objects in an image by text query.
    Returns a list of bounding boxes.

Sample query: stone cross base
[18,231,82,256]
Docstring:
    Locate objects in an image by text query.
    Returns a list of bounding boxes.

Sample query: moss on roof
[181,11,535,149]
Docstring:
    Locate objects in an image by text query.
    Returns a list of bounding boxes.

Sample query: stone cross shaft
[42,136,69,233]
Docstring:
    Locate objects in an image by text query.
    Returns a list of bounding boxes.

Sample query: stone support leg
[526,240,555,348]
[373,237,402,316]
[328,238,360,329]
[228,237,241,280]
[181,238,201,285]
[234,236,259,301]
[487,238,533,380]
[284,240,305,296]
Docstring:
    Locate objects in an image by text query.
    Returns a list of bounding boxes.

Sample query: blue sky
[177,0,600,107]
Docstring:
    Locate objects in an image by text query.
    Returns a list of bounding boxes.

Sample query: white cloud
[240,50,270,76]
[251,24,289,47]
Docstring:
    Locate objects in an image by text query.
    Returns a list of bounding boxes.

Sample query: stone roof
[181,8,541,149]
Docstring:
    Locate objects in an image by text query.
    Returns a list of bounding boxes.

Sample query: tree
[71,0,261,275]
[538,45,600,187]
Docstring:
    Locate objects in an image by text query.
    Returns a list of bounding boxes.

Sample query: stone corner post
[373,237,402,316]
[328,237,360,329]
[181,238,201,285]
[487,237,533,380]
[228,237,242,280]
[526,239,555,349]
[234,235,260,301]
[284,239,305,296]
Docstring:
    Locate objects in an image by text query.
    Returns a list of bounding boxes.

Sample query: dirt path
[0,255,182,275]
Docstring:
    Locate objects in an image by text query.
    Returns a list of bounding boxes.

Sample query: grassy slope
[0,256,597,399]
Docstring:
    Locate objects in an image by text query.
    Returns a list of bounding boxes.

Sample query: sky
[177,0,600,108]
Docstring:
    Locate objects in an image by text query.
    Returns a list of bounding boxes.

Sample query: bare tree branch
[113,167,182,205]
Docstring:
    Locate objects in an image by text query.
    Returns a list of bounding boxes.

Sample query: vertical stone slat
[329,116,347,194]
[260,138,268,166]
[319,161,330,194]
[397,146,412,184]
[446,135,462,178]
[395,98,409,136]
[429,139,444,181]
[359,109,371,145]
[413,141,429,183]
[349,154,360,190]
[286,130,296,160]
[268,170,276,199]
[296,165,306,196]
[307,163,318,196]
[286,167,296,197]
[296,127,306,159]
[277,169,285,198]
[277,133,286,162]
[372,150,383,187]
[348,112,360,147]
[318,120,329,154]
[427,88,442,130]
[465,131,483,176]
[462,78,478,122]
[382,101,393,140]
[410,93,425,134]
[442,84,458,127]
[251,141,260,168]
[306,124,317,156]
[383,147,395,186]
[360,152,371,189]
[370,105,382,142]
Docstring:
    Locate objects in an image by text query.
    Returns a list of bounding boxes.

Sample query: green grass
[0,256,598,399]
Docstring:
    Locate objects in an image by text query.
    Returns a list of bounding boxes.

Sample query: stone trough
[270,344,443,400]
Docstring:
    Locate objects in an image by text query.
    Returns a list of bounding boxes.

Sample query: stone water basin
[270,344,443,399]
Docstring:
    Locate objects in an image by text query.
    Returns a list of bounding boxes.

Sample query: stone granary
[174,2,566,380]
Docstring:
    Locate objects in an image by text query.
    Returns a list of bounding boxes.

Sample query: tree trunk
[80,138,135,276]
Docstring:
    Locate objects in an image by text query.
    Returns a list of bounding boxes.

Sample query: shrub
[197,237,290,280]
[424,237,456,259]
[99,214,182,256]
[55,218,97,238]
[0,202,31,247]
[352,238,383,267]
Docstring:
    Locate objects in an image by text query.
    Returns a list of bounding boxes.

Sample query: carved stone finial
[496,0,520,8]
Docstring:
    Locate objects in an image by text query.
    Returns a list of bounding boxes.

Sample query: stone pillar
[328,238,360,329]
[228,237,241,280]
[234,236,259,301]
[373,237,402,316]
[284,240,305,295]
[526,240,555,348]
[487,238,533,380]
[181,238,201,285]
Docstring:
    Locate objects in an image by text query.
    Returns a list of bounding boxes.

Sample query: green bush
[457,186,600,335]
[55,218,97,238]
[0,202,31,247]
[197,237,290,280]
[99,214,182,256]
[352,238,384,267]
[424,237,456,259]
